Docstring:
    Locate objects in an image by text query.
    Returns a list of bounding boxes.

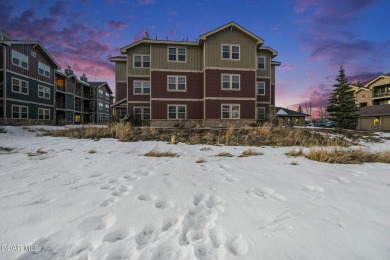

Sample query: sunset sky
[1,0,389,111]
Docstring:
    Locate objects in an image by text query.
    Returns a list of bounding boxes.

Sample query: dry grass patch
[285,148,305,157]
[89,149,97,154]
[0,146,14,153]
[196,158,207,163]
[287,148,390,164]
[216,152,234,157]
[240,149,263,157]
[290,161,299,165]
[144,148,178,157]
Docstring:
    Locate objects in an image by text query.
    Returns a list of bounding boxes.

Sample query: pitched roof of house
[1,40,60,69]
[357,104,390,116]
[275,107,309,117]
[88,82,113,94]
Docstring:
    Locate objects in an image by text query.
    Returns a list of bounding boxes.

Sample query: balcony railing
[75,106,82,111]
[373,92,390,98]
[57,102,65,109]
[56,83,65,92]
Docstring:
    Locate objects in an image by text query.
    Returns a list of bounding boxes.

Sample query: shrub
[216,152,234,157]
[144,148,178,157]
[240,149,263,157]
[196,158,207,163]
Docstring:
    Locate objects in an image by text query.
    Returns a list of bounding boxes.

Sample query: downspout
[2,44,6,121]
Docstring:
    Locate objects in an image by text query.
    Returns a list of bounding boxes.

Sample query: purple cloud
[108,21,128,29]
[138,0,154,5]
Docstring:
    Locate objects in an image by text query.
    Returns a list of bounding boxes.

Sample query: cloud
[280,65,296,70]
[292,84,332,113]
[138,0,154,5]
[108,21,128,29]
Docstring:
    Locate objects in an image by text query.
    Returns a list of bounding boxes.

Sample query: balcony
[372,91,390,99]
[75,106,82,112]
[56,83,65,92]
[57,102,65,109]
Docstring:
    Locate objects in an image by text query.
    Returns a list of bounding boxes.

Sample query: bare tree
[304,100,312,119]
[317,101,328,121]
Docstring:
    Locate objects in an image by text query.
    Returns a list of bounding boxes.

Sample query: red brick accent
[205,100,256,119]
[150,71,203,99]
[116,82,127,101]
[151,100,203,120]
[256,78,271,102]
[205,69,256,98]
[128,76,150,102]
[271,84,275,105]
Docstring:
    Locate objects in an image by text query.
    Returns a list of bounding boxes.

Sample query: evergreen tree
[327,66,359,129]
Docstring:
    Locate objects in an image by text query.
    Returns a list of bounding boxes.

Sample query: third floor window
[38,62,50,77]
[134,81,150,94]
[258,56,266,70]
[12,50,29,69]
[222,45,240,60]
[168,47,186,62]
[134,55,150,68]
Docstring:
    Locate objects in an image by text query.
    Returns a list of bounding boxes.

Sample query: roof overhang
[259,46,278,58]
[271,61,282,66]
[120,39,198,54]
[364,75,390,89]
[111,98,127,108]
[109,56,127,62]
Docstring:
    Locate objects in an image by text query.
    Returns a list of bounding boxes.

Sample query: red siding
[151,100,203,120]
[256,78,271,102]
[128,76,150,102]
[271,84,275,105]
[151,71,203,99]
[128,103,150,115]
[116,82,127,101]
[205,69,255,98]
[205,100,255,119]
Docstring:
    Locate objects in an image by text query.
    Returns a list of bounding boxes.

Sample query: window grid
[134,107,150,120]
[12,50,29,69]
[258,56,266,70]
[12,78,29,95]
[134,55,150,68]
[221,74,240,90]
[12,105,28,119]
[221,104,240,119]
[38,62,50,77]
[38,108,50,120]
[257,107,266,120]
[134,81,150,94]
[168,105,186,120]
[222,45,240,60]
[38,85,50,99]
[257,82,266,95]
[167,76,186,91]
[168,47,186,62]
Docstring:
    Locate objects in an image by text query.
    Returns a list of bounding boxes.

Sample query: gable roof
[275,107,309,117]
[120,39,198,54]
[88,82,113,94]
[199,21,264,45]
[357,104,390,116]
[2,40,60,69]
[362,73,390,88]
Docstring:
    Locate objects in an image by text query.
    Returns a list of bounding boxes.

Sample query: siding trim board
[205,97,256,101]
[151,98,202,101]
[8,71,55,86]
[7,98,54,107]
[205,67,256,72]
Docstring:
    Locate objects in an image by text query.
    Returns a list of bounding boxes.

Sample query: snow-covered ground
[0,126,389,260]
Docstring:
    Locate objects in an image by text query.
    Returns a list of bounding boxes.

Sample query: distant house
[275,107,308,126]
[55,67,113,125]
[357,104,390,131]
[1,30,60,124]
[110,21,281,127]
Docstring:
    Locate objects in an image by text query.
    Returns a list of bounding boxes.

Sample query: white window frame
[133,54,150,68]
[12,77,29,95]
[167,76,186,92]
[105,92,110,100]
[133,107,150,120]
[168,47,186,62]
[167,105,186,120]
[257,107,266,121]
[98,115,104,123]
[90,102,95,110]
[133,80,150,95]
[11,105,28,119]
[105,104,109,111]
[221,74,240,90]
[38,85,50,99]
[221,44,240,60]
[12,50,29,69]
[221,104,240,119]
[257,81,266,96]
[258,56,266,70]
[38,62,50,78]
[38,108,50,120]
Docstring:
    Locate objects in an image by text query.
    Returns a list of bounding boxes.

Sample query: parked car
[324,121,337,128]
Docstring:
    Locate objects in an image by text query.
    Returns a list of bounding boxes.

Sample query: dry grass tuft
[240,149,263,157]
[287,147,390,164]
[0,146,13,152]
[89,149,97,154]
[290,161,299,165]
[200,147,212,151]
[216,152,234,157]
[196,158,207,163]
[285,148,305,157]
[144,148,178,157]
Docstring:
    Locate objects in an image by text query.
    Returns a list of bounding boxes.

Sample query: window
[168,105,186,119]
[257,82,265,95]
[257,107,266,120]
[38,62,50,77]
[167,76,186,91]
[90,116,95,123]
[31,51,36,57]
[221,74,240,90]
[168,47,186,62]
[221,104,240,119]
[12,105,28,119]
[105,92,110,100]
[258,56,265,70]
[222,45,240,60]
[134,55,150,68]
[12,50,29,69]
[374,117,381,125]
[134,81,150,94]
[134,107,150,120]
[98,89,103,98]
[105,104,109,111]
[38,85,50,99]
[12,78,29,94]
[90,102,95,110]
[105,116,109,123]
[98,102,103,109]
[38,108,50,120]
[98,115,103,123]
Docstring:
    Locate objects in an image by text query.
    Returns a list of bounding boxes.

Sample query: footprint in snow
[154,199,175,209]
[221,174,239,183]
[137,194,158,201]
[103,229,130,243]
[247,187,287,202]
[112,185,133,197]
[100,197,118,207]
[302,186,325,193]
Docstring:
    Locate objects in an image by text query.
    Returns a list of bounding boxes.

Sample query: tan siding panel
[360,117,374,131]
[256,51,271,77]
[370,77,390,88]
[115,62,127,82]
[205,28,257,69]
[127,45,150,76]
[151,45,202,70]
[383,117,390,130]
